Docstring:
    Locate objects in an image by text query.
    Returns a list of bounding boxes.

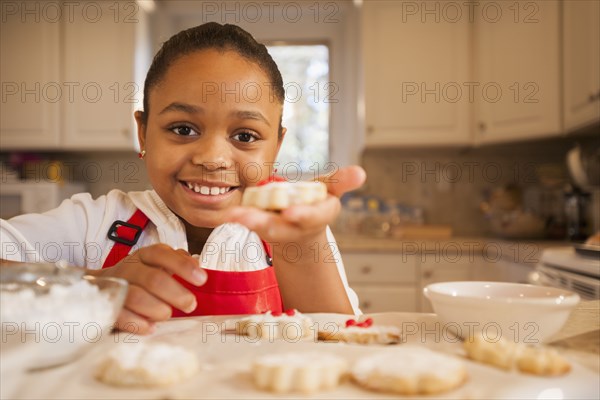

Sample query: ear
[134,110,146,151]
[276,127,287,154]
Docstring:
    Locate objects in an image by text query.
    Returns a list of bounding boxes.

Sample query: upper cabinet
[0,1,149,151]
[362,1,471,146]
[474,0,561,144]
[563,0,600,132]
[0,16,61,148]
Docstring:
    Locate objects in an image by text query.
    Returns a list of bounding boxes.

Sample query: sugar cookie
[463,335,571,376]
[352,346,468,395]
[96,342,199,387]
[318,318,402,345]
[242,180,327,210]
[235,309,314,341]
[253,352,347,393]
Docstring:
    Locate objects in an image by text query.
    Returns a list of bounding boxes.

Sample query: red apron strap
[102,209,150,269]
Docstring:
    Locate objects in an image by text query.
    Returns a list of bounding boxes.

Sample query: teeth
[185,182,231,196]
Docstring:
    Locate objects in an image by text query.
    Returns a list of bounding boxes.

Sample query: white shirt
[0,189,360,313]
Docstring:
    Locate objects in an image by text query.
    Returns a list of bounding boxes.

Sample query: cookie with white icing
[463,335,571,376]
[96,342,199,387]
[352,346,468,395]
[318,318,402,345]
[235,309,314,341]
[253,352,348,393]
[242,179,327,210]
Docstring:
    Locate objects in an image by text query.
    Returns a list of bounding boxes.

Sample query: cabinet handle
[423,270,433,279]
[589,93,596,103]
[361,265,372,274]
[478,122,486,133]
[122,128,129,136]
[361,301,371,310]
[367,126,374,135]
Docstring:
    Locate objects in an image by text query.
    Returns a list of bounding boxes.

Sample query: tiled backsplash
[360,132,599,236]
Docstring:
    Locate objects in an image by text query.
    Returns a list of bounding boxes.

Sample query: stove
[532,246,600,299]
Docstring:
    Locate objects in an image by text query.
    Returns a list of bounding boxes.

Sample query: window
[267,44,330,173]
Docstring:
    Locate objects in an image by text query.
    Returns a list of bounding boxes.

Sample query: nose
[191,135,233,171]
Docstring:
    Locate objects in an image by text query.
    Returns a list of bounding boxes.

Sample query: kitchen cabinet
[362,1,471,146]
[419,255,473,313]
[473,0,561,144]
[0,1,149,151]
[343,252,418,312]
[562,0,600,132]
[0,17,61,148]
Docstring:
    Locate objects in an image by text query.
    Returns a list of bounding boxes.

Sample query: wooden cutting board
[390,224,453,240]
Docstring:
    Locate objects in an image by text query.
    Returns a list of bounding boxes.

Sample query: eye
[233,131,258,143]
[170,125,198,136]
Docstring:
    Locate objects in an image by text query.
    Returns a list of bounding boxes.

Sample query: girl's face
[136,49,285,228]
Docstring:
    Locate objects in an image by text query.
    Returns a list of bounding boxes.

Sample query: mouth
[180,181,239,196]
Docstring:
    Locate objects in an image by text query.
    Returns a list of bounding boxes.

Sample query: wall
[359,129,600,237]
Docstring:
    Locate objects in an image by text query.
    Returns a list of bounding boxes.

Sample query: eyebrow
[158,102,271,127]
[159,102,203,115]
[232,110,271,127]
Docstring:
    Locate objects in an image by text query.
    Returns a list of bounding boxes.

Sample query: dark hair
[141,22,285,136]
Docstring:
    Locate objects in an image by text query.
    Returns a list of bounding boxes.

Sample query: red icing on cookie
[347,318,373,328]
[271,310,282,317]
[285,309,296,316]
[257,175,286,186]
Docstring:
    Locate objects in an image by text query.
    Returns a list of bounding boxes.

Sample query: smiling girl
[0,22,365,334]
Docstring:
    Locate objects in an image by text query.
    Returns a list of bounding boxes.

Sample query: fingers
[129,265,197,313]
[124,284,173,321]
[225,197,340,242]
[137,244,207,286]
[114,308,155,335]
[317,165,366,197]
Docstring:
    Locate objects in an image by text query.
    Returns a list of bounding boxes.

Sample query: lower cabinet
[342,253,418,313]
[343,251,533,314]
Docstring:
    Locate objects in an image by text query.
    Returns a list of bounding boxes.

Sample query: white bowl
[423,281,580,343]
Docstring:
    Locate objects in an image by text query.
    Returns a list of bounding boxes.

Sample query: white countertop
[3,304,598,399]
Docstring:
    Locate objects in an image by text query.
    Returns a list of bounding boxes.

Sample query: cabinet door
[343,253,417,284]
[362,1,470,146]
[420,257,472,313]
[563,0,600,131]
[62,1,142,150]
[0,16,60,149]
[474,0,561,143]
[353,285,417,313]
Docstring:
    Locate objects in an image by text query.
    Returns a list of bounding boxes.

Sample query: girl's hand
[90,244,207,335]
[225,166,366,244]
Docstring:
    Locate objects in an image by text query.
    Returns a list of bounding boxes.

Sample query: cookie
[235,309,314,341]
[96,342,199,387]
[242,180,327,210]
[318,318,402,345]
[352,346,468,395]
[463,335,571,376]
[253,352,348,393]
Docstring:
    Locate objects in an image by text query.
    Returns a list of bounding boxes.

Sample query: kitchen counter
[335,233,570,265]
[550,299,600,373]
[3,302,598,399]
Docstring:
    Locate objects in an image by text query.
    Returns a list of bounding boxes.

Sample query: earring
[138,150,146,159]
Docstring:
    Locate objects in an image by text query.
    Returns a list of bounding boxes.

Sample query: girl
[0,22,366,334]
